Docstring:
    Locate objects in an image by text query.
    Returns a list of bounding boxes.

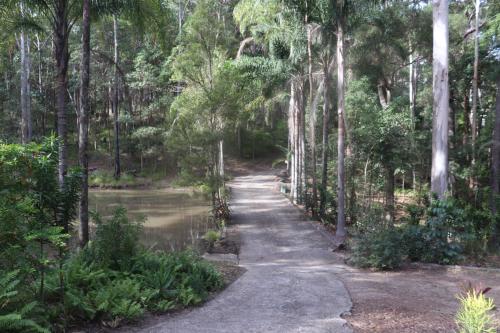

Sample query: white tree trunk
[219,139,224,180]
[78,0,91,248]
[113,15,121,179]
[20,30,32,143]
[289,81,298,202]
[336,17,347,243]
[431,0,449,199]
[470,0,481,190]
[299,81,306,205]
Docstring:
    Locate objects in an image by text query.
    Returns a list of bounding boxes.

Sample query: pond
[88,188,212,252]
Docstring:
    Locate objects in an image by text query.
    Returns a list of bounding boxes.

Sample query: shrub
[420,199,464,264]
[0,139,223,331]
[131,250,223,307]
[456,288,497,333]
[401,224,426,262]
[204,230,220,246]
[350,226,404,270]
[350,199,468,270]
[56,209,222,327]
[88,207,145,270]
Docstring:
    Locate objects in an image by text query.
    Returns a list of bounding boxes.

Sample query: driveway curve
[136,172,352,333]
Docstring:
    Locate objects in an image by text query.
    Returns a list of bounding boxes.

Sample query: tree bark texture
[320,61,330,217]
[113,15,121,179]
[431,0,449,199]
[490,77,500,245]
[307,25,318,213]
[54,0,70,187]
[20,29,32,144]
[336,13,347,242]
[78,0,91,248]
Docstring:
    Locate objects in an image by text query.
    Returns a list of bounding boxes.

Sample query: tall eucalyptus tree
[78,0,90,247]
[431,0,449,199]
[335,0,347,243]
[18,2,32,144]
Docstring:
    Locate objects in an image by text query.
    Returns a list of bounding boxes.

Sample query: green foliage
[89,207,145,270]
[89,171,139,188]
[0,271,48,333]
[456,290,497,333]
[92,278,146,327]
[131,250,223,307]
[38,209,222,329]
[204,230,221,246]
[417,199,465,264]
[351,226,404,270]
[0,140,222,330]
[351,199,474,269]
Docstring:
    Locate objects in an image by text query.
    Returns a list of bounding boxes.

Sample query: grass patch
[89,170,142,188]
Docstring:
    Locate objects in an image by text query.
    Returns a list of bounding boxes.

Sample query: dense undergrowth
[0,140,223,332]
[349,198,499,270]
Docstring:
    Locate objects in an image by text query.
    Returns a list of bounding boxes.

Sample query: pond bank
[88,187,212,252]
[122,171,352,333]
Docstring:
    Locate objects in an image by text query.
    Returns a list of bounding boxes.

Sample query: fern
[0,271,49,333]
[0,313,49,333]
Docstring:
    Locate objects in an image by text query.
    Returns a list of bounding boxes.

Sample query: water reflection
[88,189,211,252]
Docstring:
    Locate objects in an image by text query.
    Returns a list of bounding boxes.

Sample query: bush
[0,140,223,331]
[0,139,81,332]
[456,288,497,333]
[419,199,464,264]
[88,207,145,270]
[204,230,221,246]
[351,199,467,269]
[131,250,223,307]
[42,208,224,328]
[350,226,404,270]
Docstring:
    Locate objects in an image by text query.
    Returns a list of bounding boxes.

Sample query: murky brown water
[88,189,211,252]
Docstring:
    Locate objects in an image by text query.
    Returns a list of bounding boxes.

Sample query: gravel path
[136,173,353,333]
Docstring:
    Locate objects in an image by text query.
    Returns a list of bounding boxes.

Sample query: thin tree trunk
[409,48,415,125]
[307,25,318,213]
[320,61,330,217]
[431,0,449,199]
[36,34,45,136]
[78,0,90,248]
[289,81,297,202]
[377,81,390,110]
[298,80,306,205]
[20,29,32,143]
[219,139,224,181]
[385,165,395,222]
[409,46,418,191]
[470,0,480,191]
[113,15,121,179]
[236,124,242,157]
[490,77,500,246]
[335,12,347,243]
[54,1,70,191]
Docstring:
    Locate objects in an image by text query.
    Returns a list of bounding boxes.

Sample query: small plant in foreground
[0,270,48,333]
[456,283,497,333]
[204,230,221,246]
